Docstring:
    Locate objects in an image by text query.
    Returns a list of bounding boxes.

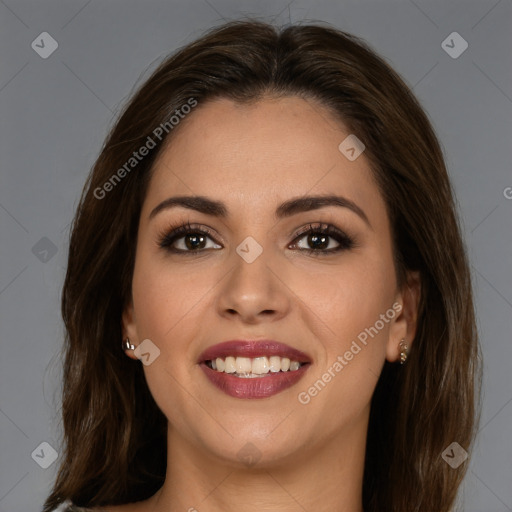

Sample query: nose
[215,246,291,324]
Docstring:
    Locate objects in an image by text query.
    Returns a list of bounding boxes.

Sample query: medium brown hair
[44,20,481,512]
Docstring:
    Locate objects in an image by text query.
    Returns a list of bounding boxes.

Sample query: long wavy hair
[43,20,481,512]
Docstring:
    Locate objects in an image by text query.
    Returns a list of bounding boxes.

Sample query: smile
[198,340,312,399]
[205,355,304,376]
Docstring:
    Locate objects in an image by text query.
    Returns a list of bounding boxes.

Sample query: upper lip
[198,340,312,363]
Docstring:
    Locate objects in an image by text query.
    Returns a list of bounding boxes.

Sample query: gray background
[0,0,511,511]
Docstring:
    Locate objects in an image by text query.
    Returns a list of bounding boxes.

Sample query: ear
[386,270,421,363]
[122,299,140,361]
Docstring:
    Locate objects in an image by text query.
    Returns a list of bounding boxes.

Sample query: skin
[103,96,420,512]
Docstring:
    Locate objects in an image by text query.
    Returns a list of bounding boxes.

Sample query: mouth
[198,340,312,399]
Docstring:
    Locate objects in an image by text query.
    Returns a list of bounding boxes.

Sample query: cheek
[289,258,395,428]
[131,250,218,342]
[287,253,395,347]
[130,252,216,433]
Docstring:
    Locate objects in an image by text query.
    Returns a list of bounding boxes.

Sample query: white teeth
[224,356,236,373]
[268,356,281,373]
[252,357,270,375]
[236,357,252,374]
[206,356,304,375]
[289,361,300,371]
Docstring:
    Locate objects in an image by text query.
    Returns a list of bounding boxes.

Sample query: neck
[148,411,368,512]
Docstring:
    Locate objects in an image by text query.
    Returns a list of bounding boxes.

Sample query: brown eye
[290,223,355,255]
[158,223,221,254]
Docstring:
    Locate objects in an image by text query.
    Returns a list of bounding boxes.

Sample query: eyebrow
[149,194,371,228]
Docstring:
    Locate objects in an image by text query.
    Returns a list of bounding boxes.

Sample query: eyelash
[157,221,356,256]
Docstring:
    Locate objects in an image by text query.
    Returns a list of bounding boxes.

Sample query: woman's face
[123,96,416,467]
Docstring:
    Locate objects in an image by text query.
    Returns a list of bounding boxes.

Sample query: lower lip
[199,363,310,399]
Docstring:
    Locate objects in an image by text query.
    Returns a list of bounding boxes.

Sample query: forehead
[144,96,384,220]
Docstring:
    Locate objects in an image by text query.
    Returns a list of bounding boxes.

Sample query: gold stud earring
[399,339,408,365]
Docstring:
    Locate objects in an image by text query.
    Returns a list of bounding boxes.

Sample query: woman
[43,20,481,512]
